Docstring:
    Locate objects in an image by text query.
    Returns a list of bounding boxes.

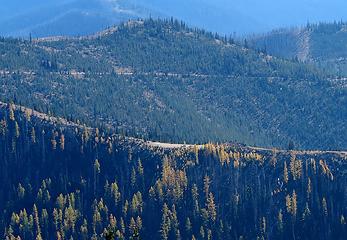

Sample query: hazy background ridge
[1,0,347,37]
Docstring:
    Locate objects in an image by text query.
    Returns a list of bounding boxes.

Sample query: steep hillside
[249,21,347,79]
[0,19,346,149]
[1,102,346,239]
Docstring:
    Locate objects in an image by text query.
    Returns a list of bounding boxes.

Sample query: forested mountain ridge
[1,102,346,240]
[0,0,151,38]
[249,21,347,79]
[4,0,347,37]
[0,19,346,150]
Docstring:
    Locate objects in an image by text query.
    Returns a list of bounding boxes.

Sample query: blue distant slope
[0,0,148,37]
[1,0,347,37]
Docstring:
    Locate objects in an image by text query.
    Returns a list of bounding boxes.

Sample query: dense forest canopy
[249,21,347,78]
[0,11,346,240]
[0,19,346,150]
[1,102,346,240]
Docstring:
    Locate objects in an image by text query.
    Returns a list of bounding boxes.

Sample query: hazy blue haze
[0,0,347,36]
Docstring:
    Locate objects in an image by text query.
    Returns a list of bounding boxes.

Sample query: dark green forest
[0,19,346,150]
[0,19,346,240]
[249,21,347,77]
[1,102,346,240]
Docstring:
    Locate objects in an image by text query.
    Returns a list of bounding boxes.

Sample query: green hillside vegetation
[249,21,347,77]
[1,102,346,240]
[0,19,346,149]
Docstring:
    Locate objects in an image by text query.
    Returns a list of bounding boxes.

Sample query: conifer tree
[277,209,283,233]
[160,203,170,240]
[60,134,65,151]
[33,205,41,236]
[17,183,25,200]
[284,161,289,184]
[322,198,328,217]
[9,106,15,121]
[206,192,217,222]
[203,175,210,200]
[31,127,36,143]
[94,159,101,195]
[185,218,192,234]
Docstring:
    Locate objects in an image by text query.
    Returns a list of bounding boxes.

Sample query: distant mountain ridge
[249,21,347,77]
[3,0,347,37]
[0,0,152,37]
